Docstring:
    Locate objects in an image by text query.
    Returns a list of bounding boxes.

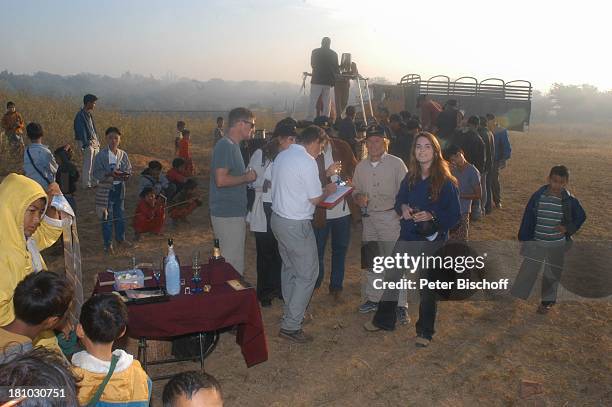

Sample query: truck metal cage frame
[373,74,532,131]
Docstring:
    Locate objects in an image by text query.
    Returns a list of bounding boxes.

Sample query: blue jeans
[102,183,125,248]
[314,215,351,290]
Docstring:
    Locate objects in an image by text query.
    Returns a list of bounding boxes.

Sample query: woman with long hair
[246,120,297,306]
[365,132,461,347]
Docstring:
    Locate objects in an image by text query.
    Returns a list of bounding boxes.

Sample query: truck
[370,74,532,131]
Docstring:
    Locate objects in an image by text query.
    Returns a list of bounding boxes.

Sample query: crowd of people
[0,79,586,404]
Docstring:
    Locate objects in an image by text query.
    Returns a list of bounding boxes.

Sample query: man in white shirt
[271,126,337,343]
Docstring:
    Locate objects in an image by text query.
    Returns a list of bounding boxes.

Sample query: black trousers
[372,240,440,338]
[254,203,282,301]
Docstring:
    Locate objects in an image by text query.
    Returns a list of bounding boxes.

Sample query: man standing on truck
[307,37,340,120]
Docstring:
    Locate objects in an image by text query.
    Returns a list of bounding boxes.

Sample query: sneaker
[329,287,343,301]
[358,300,378,314]
[396,306,410,325]
[117,240,133,248]
[363,321,382,332]
[104,245,115,256]
[278,329,313,343]
[260,298,272,308]
[537,303,554,314]
[415,335,431,348]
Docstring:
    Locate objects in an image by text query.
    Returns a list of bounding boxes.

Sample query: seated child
[0,271,73,363]
[162,370,223,407]
[139,160,170,197]
[54,144,80,211]
[169,178,202,225]
[72,293,151,406]
[177,129,195,176]
[166,158,189,200]
[133,187,165,240]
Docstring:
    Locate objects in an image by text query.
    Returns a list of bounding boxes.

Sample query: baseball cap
[313,115,331,128]
[365,124,388,138]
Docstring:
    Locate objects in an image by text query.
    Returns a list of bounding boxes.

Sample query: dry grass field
[1,90,610,406]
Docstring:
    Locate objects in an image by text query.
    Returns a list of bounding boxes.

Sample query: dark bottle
[210,238,223,261]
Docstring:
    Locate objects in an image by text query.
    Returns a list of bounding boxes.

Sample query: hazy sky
[1,0,610,92]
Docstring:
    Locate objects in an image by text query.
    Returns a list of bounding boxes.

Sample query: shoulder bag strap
[27,147,53,185]
[86,354,119,407]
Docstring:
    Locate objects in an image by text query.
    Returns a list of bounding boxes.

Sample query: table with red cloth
[93,259,268,368]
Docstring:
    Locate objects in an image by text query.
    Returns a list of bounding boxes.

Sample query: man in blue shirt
[73,94,100,189]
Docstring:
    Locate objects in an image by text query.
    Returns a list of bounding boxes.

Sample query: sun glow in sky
[1,0,610,91]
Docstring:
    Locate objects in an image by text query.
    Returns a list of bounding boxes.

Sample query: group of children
[12,109,203,247]
[0,272,223,406]
[132,119,206,240]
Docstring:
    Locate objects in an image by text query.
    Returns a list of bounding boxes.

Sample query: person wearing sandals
[72,293,151,406]
[363,132,461,349]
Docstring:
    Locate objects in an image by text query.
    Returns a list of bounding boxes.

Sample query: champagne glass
[192,250,202,294]
[153,257,163,289]
[361,192,370,217]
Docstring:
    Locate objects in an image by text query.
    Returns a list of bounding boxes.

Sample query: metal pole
[355,76,367,124]
[364,78,375,118]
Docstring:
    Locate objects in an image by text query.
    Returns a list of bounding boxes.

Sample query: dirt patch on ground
[41,125,611,406]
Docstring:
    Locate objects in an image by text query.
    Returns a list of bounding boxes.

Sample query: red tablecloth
[93,260,268,367]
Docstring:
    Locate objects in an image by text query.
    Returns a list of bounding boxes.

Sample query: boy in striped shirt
[512,165,586,313]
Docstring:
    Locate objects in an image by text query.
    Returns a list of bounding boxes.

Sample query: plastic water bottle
[165,238,181,295]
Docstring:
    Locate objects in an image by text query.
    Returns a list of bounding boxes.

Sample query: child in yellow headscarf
[0,173,66,350]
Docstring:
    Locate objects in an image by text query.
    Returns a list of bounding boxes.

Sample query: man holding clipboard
[270,126,337,343]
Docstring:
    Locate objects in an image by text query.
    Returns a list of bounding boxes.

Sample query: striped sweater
[534,193,565,242]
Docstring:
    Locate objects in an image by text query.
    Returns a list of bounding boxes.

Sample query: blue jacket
[74,108,98,147]
[518,185,586,242]
[394,175,461,241]
[493,127,511,162]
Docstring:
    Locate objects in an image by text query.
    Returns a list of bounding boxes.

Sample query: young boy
[169,179,201,226]
[213,116,224,144]
[175,121,186,156]
[92,127,132,254]
[72,293,151,406]
[512,165,586,313]
[23,122,59,189]
[166,158,189,198]
[133,187,165,240]
[0,271,73,363]
[54,144,80,211]
[139,160,170,197]
[1,101,25,154]
[162,371,223,407]
[445,144,481,241]
[177,129,195,176]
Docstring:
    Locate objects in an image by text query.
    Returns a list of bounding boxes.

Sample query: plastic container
[113,269,145,291]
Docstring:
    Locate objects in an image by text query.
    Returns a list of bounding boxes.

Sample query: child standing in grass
[445,144,481,241]
[72,293,151,406]
[512,165,586,313]
[177,129,195,176]
[174,120,186,156]
[54,144,80,211]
